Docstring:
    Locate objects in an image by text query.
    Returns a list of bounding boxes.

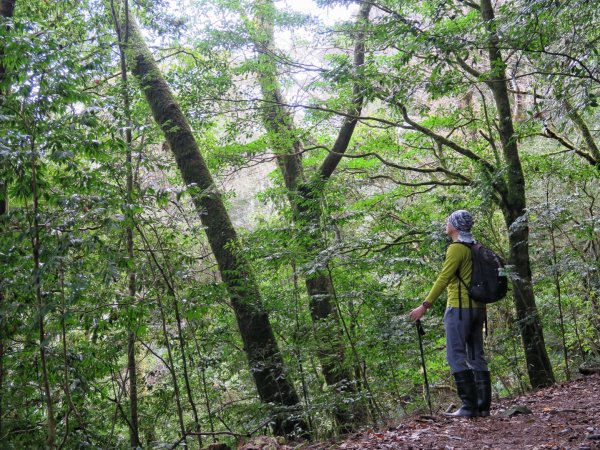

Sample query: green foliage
[1,0,599,447]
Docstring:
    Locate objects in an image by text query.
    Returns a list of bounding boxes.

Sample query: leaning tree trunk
[316,2,371,183]
[118,6,304,436]
[251,0,370,430]
[481,0,555,388]
[258,84,355,428]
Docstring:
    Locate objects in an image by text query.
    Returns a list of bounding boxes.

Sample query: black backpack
[454,242,508,304]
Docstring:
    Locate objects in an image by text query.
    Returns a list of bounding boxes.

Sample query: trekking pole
[415,319,433,416]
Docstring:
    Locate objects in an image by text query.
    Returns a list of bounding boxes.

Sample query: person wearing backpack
[409,210,492,418]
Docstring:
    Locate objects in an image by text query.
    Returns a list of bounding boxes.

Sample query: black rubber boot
[474,371,491,417]
[444,370,477,417]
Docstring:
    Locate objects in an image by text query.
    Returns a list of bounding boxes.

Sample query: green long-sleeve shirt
[425,242,483,308]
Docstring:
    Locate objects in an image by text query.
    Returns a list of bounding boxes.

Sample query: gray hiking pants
[444,307,488,374]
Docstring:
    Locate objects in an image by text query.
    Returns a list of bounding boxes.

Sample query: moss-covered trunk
[120,7,304,436]
[481,0,555,388]
[252,0,371,430]
[256,60,357,430]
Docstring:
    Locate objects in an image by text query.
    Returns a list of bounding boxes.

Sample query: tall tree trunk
[0,0,16,229]
[191,332,216,438]
[117,5,304,436]
[480,0,555,388]
[172,297,202,448]
[58,263,85,447]
[0,0,14,18]
[156,292,188,442]
[109,1,141,444]
[30,141,56,449]
[147,224,203,447]
[0,157,5,440]
[0,1,16,436]
[0,0,15,93]
[0,0,15,206]
[317,2,371,182]
[251,0,370,430]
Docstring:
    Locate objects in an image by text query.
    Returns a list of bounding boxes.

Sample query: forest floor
[286,373,600,450]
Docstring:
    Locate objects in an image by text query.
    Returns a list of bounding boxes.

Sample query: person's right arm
[409,244,463,321]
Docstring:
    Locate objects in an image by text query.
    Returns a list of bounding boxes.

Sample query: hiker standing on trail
[409,210,492,418]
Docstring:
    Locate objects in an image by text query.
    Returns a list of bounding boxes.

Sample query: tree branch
[456,0,481,9]
[540,126,598,166]
[333,149,472,183]
[368,174,470,187]
[395,101,497,173]
[564,101,600,163]
[319,2,372,181]
[453,54,483,79]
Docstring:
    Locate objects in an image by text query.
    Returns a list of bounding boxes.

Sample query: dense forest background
[0,0,599,448]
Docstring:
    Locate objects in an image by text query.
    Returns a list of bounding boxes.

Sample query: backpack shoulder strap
[450,242,472,288]
[451,243,473,317]
[451,241,472,250]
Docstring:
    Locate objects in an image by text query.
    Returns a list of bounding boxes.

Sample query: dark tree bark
[317,3,370,182]
[0,0,15,435]
[146,224,204,447]
[155,292,188,442]
[480,0,555,389]
[0,0,16,218]
[3,2,57,446]
[58,264,86,447]
[30,138,56,450]
[118,6,304,436]
[0,1,16,437]
[251,0,371,430]
[0,0,14,18]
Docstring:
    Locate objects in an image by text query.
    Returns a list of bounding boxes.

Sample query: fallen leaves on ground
[296,373,600,450]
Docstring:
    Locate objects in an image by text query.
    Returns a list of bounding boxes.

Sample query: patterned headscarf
[448,210,475,243]
[448,210,474,232]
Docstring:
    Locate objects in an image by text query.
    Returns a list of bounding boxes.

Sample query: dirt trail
[301,373,600,450]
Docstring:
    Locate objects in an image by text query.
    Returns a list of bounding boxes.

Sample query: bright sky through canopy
[282,0,357,24]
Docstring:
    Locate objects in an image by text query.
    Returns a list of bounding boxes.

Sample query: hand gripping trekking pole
[415,320,433,415]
